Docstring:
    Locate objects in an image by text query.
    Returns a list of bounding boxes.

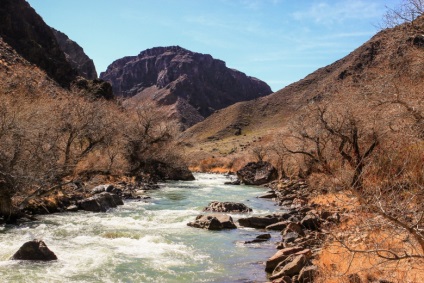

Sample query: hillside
[100,46,272,128]
[183,16,424,167]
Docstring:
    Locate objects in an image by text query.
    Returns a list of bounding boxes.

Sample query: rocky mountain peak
[100,46,272,127]
[138,45,191,57]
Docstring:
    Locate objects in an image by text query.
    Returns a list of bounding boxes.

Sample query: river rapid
[0,173,280,283]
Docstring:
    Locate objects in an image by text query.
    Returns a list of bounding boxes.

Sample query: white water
[0,173,279,283]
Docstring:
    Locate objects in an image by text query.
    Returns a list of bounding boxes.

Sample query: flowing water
[0,173,280,283]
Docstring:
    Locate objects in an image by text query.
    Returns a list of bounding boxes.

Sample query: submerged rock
[187,214,237,230]
[245,233,272,244]
[11,239,57,261]
[203,201,252,213]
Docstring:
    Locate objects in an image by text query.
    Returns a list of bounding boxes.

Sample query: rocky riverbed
[4,166,341,282]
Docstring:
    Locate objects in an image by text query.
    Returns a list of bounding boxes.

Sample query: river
[0,173,280,283]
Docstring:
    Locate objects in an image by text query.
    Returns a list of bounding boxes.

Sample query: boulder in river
[187,214,237,230]
[236,161,278,185]
[203,201,252,213]
[11,239,57,261]
[238,214,287,229]
[77,192,123,212]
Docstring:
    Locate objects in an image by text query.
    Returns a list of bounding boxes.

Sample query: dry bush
[280,79,423,279]
[121,102,190,181]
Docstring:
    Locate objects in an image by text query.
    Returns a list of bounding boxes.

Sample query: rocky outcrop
[236,161,278,185]
[11,240,57,261]
[0,0,76,87]
[187,214,237,230]
[100,46,272,127]
[51,28,97,80]
[203,201,252,213]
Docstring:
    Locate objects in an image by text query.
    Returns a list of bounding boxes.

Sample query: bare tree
[383,0,424,28]
[250,145,268,162]
[280,102,379,188]
[123,103,176,179]
[316,106,379,189]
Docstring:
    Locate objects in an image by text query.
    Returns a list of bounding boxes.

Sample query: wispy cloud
[292,0,382,25]
[219,0,282,10]
[184,15,270,38]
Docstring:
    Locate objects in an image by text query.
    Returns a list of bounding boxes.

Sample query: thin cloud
[292,1,382,25]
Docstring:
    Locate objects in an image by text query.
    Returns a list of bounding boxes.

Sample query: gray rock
[11,240,57,261]
[203,201,252,213]
[187,214,237,230]
[78,192,123,212]
[239,214,285,229]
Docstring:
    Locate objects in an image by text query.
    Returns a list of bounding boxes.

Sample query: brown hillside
[183,16,424,168]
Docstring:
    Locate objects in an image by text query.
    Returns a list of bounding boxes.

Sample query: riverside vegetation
[1,0,424,282]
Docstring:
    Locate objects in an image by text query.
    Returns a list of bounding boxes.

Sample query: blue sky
[27,0,399,92]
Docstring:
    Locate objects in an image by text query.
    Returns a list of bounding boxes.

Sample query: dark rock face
[52,28,97,80]
[236,161,278,185]
[11,240,57,261]
[77,192,123,212]
[187,214,237,230]
[100,46,272,127]
[0,0,76,87]
[203,201,252,213]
